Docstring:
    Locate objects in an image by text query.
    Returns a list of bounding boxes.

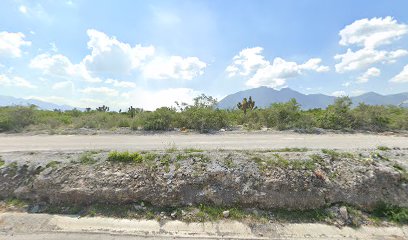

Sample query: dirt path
[1,212,407,239]
[0,132,407,152]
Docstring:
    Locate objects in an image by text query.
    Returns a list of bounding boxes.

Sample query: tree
[237,96,256,115]
[193,94,218,109]
[319,97,354,130]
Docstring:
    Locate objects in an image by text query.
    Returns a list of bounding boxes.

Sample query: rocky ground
[0,147,407,227]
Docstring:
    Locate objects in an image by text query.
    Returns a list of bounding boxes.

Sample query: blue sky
[1,0,408,110]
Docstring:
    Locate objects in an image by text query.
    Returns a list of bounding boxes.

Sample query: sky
[1,0,408,110]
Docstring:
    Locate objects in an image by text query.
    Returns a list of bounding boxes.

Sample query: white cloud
[334,48,407,73]
[52,81,74,90]
[335,17,408,73]
[29,53,102,83]
[339,16,408,49]
[342,81,352,87]
[351,90,366,96]
[0,74,36,88]
[299,58,330,72]
[227,47,329,88]
[143,56,207,80]
[82,29,155,74]
[331,91,347,97]
[0,32,31,58]
[105,79,136,88]
[17,3,52,22]
[121,88,200,110]
[19,5,28,14]
[226,47,269,77]
[356,67,381,83]
[80,87,119,96]
[390,64,408,83]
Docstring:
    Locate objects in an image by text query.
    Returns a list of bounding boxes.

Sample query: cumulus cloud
[104,79,136,88]
[0,32,31,58]
[339,16,408,49]
[82,29,155,74]
[121,87,200,110]
[225,47,269,77]
[335,17,408,73]
[0,74,36,88]
[356,67,381,83]
[226,47,329,88]
[390,64,408,83]
[51,80,74,90]
[335,48,407,73]
[80,87,119,96]
[331,91,347,97]
[29,53,102,83]
[142,56,207,80]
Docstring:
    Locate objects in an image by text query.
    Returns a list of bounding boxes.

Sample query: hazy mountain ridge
[0,95,79,111]
[218,87,408,109]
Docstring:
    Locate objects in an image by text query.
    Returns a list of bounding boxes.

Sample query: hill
[0,95,80,111]
[218,87,408,109]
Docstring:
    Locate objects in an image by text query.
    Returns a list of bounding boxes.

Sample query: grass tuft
[107,151,143,163]
[372,203,408,224]
[184,148,204,153]
[79,152,97,165]
[377,146,391,151]
[45,161,60,169]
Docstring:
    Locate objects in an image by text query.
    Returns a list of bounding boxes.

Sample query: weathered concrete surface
[0,132,407,152]
[1,212,407,239]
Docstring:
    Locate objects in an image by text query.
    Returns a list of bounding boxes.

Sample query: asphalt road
[0,132,407,152]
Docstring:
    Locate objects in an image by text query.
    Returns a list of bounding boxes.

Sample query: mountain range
[0,95,79,111]
[1,87,408,111]
[218,87,408,109]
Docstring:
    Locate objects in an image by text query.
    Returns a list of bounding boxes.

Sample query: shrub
[107,151,143,163]
[0,106,36,132]
[263,99,301,130]
[140,107,175,131]
[352,103,390,131]
[178,107,228,132]
[319,97,354,130]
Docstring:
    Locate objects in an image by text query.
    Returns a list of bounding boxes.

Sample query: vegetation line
[0,95,407,133]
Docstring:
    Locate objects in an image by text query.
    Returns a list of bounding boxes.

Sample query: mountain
[218,87,408,109]
[0,95,80,111]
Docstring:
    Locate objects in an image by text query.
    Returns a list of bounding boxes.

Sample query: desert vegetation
[0,95,407,133]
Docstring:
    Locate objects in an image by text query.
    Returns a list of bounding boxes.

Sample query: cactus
[128,106,136,118]
[96,105,109,112]
[237,96,255,115]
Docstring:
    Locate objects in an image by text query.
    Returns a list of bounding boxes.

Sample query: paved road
[1,212,407,239]
[0,133,407,152]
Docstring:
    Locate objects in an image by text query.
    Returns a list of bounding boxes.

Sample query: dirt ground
[1,212,407,239]
[0,132,407,152]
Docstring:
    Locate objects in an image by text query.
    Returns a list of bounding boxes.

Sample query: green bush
[0,106,36,132]
[264,98,301,130]
[352,103,389,131]
[107,151,143,163]
[319,97,354,130]
[140,107,175,131]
